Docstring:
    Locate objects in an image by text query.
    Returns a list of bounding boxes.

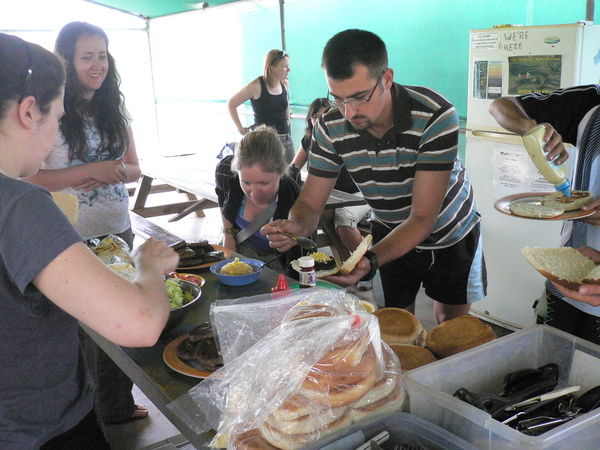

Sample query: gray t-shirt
[0,175,94,448]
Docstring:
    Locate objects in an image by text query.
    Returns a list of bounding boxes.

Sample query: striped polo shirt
[309,83,480,248]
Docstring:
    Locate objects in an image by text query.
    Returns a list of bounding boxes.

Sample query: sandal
[104,404,149,425]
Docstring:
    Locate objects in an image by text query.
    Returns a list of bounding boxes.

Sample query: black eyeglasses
[271,50,287,65]
[328,69,387,108]
[18,42,33,104]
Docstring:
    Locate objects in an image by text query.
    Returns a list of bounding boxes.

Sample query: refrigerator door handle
[470,130,516,139]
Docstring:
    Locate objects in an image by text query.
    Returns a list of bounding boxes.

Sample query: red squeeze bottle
[272,273,291,293]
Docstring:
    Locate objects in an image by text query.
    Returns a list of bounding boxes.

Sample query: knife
[504,385,581,411]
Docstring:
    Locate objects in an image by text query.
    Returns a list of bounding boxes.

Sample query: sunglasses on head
[271,50,287,64]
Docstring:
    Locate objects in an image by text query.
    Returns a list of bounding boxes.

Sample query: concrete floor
[104,191,495,449]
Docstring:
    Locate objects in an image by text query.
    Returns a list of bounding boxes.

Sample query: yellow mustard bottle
[522,124,570,197]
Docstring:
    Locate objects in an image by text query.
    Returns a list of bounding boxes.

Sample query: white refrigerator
[465,22,600,328]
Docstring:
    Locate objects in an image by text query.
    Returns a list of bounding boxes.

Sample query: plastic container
[404,326,600,449]
[306,411,478,450]
[522,124,570,197]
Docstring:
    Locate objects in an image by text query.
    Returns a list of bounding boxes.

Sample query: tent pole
[279,0,286,50]
[586,0,595,21]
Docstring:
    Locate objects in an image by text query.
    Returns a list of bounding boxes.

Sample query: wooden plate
[163,334,214,378]
[494,192,596,221]
[177,245,232,270]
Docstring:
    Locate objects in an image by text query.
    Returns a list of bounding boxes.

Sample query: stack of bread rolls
[229,302,405,449]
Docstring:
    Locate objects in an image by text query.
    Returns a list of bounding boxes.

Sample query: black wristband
[360,250,379,281]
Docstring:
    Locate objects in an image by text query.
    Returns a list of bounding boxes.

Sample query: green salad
[165,278,195,309]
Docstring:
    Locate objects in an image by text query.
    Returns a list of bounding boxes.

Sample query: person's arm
[489,97,568,165]
[220,208,238,253]
[283,79,291,126]
[34,237,179,347]
[290,145,308,169]
[120,126,142,183]
[325,169,450,286]
[261,173,336,251]
[552,282,600,306]
[228,79,261,135]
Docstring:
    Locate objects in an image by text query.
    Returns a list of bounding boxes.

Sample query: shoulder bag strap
[235,200,277,245]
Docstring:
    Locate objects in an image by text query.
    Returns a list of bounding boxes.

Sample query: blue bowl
[210,257,264,286]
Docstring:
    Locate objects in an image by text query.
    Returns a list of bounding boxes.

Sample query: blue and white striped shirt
[309,83,480,248]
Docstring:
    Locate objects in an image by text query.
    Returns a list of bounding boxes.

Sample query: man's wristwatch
[360,250,379,281]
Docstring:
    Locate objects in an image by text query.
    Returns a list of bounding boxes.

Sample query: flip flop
[104,404,149,425]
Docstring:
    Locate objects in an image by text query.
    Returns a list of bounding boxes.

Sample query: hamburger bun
[509,201,564,219]
[231,429,279,450]
[389,344,437,372]
[259,410,352,450]
[426,315,496,359]
[290,234,373,278]
[522,246,600,290]
[338,234,373,276]
[541,190,593,211]
[373,308,426,346]
[350,385,406,423]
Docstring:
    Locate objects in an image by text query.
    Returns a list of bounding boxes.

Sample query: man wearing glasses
[263,29,487,324]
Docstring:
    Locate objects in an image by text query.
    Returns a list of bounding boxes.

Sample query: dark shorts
[372,222,487,308]
[41,409,110,450]
[543,290,600,345]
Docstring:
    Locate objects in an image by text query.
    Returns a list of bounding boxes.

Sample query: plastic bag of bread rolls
[167,289,405,450]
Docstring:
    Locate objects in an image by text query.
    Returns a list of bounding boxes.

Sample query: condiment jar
[298,256,316,288]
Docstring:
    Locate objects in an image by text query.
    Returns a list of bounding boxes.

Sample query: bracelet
[224,228,239,235]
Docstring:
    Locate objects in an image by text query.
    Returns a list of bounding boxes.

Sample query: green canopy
[88,0,240,18]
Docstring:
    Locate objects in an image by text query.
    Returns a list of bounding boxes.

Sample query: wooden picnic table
[131,155,367,262]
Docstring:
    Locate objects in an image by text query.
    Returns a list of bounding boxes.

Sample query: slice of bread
[509,201,564,219]
[522,246,600,290]
[541,190,593,211]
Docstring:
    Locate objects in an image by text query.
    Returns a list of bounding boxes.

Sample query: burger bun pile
[229,301,405,449]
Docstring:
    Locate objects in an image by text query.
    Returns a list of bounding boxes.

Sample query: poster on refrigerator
[508,55,562,95]
[473,60,503,99]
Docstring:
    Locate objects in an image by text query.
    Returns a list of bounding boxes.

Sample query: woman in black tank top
[228,49,295,162]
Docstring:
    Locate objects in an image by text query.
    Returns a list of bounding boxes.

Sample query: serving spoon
[273,231,318,251]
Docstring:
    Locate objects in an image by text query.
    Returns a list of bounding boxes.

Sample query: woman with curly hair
[26,21,146,426]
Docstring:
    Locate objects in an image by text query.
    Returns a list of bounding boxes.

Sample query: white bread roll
[522,246,600,290]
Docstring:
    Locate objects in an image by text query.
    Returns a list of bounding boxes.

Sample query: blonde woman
[215,125,302,272]
[228,49,294,163]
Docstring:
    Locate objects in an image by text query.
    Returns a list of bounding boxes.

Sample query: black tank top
[250,76,290,134]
